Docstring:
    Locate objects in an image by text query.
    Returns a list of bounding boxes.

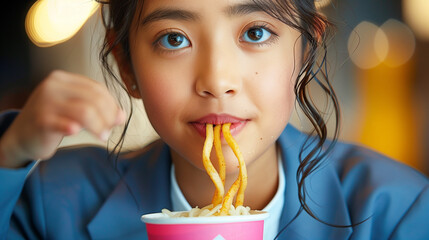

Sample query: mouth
[190,114,249,138]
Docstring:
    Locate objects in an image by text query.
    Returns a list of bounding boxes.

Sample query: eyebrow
[224,2,265,17]
[141,8,200,26]
[140,2,266,27]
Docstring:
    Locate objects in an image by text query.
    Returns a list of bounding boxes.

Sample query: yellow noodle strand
[202,124,224,208]
[222,123,247,207]
[214,124,226,184]
[212,124,226,206]
[219,177,241,215]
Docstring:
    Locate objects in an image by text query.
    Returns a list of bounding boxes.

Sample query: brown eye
[168,33,185,46]
[159,32,190,49]
[242,27,271,43]
[247,28,263,41]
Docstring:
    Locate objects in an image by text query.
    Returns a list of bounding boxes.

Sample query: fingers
[1,70,128,167]
[56,93,126,141]
[42,114,82,136]
[41,70,127,140]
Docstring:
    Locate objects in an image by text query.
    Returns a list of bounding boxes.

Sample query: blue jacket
[1,111,428,240]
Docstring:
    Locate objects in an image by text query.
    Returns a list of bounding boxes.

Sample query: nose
[195,41,241,98]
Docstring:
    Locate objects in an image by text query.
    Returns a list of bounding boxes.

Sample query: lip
[190,114,249,138]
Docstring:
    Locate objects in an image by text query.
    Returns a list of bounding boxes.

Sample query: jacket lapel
[87,142,172,239]
[277,125,353,240]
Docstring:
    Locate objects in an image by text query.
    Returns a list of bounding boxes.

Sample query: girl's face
[128,0,302,172]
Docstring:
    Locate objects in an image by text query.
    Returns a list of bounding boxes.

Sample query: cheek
[133,62,189,133]
[246,39,300,118]
[251,60,297,119]
[133,50,196,108]
[138,73,170,115]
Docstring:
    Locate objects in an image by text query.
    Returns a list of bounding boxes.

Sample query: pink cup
[141,211,269,240]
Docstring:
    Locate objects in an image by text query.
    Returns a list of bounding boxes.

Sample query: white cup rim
[141,211,269,224]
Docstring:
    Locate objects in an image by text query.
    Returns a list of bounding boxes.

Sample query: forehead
[132,0,288,32]
[140,0,254,12]
[137,0,271,22]
[130,0,302,45]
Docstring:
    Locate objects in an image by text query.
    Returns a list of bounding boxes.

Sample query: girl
[1,0,428,239]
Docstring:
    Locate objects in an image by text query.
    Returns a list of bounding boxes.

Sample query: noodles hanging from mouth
[212,124,226,206]
[162,123,250,217]
[218,123,248,215]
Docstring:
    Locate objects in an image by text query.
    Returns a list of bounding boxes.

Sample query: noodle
[222,123,247,207]
[161,122,250,218]
[212,124,226,206]
[202,124,224,205]
[161,204,251,218]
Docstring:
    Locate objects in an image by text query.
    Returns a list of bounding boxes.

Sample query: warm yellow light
[348,21,388,69]
[379,19,415,67]
[315,0,332,9]
[403,0,429,40]
[25,0,99,47]
[374,27,389,63]
[348,19,415,69]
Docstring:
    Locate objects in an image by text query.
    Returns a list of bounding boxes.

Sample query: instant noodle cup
[141,211,269,240]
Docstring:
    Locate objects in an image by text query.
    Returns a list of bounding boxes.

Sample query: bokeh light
[25,0,99,47]
[374,27,389,65]
[315,0,332,9]
[403,0,429,40]
[348,21,388,69]
[379,19,415,67]
[348,19,415,69]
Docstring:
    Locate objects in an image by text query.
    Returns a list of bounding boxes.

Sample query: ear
[108,31,141,99]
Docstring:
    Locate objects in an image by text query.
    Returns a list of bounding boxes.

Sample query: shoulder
[39,145,114,176]
[329,141,429,229]
[31,140,167,188]
[27,145,121,196]
[281,125,427,184]
[330,141,428,190]
[279,126,429,237]
[280,124,428,190]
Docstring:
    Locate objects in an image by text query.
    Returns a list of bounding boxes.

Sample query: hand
[0,70,126,168]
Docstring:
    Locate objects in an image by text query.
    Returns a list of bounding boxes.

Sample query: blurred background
[0,0,428,176]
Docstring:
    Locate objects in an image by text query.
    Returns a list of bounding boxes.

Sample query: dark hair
[96,0,344,237]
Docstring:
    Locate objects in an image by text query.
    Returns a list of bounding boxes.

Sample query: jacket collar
[277,125,352,239]
[87,142,172,239]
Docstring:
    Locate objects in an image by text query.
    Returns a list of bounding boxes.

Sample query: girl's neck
[171,143,279,210]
